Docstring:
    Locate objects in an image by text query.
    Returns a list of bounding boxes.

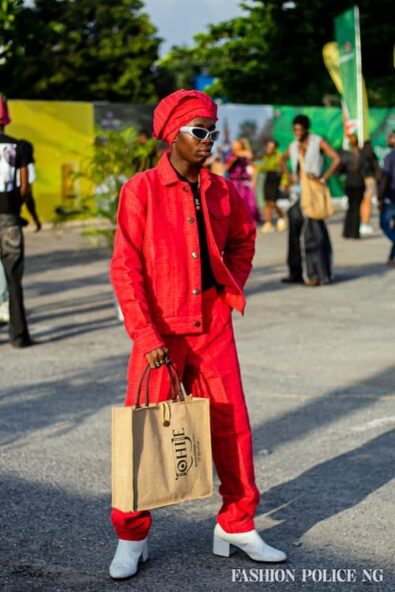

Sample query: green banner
[335,6,364,143]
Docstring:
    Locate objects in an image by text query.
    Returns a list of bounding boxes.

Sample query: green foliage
[1,0,161,102]
[155,46,201,98]
[160,0,394,107]
[0,0,23,64]
[55,127,158,248]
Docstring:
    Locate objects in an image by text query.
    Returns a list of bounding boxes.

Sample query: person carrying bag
[109,89,287,581]
[280,114,340,286]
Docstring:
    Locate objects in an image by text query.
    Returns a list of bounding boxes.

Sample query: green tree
[0,0,161,102]
[155,45,201,98]
[0,0,23,66]
[160,0,394,106]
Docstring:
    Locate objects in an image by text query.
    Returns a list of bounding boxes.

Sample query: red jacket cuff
[132,325,165,356]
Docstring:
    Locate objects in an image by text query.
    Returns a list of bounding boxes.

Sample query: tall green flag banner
[334,6,364,146]
[323,41,369,143]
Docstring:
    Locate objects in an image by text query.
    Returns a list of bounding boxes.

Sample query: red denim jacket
[110,152,256,355]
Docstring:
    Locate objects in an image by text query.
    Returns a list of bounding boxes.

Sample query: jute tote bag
[300,156,334,220]
[112,362,213,512]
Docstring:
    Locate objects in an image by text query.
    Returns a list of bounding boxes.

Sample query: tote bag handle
[135,361,185,408]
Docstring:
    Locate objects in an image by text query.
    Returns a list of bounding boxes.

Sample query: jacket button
[192,288,200,295]
[183,186,188,192]
[191,251,199,259]
[194,321,201,327]
[187,216,195,223]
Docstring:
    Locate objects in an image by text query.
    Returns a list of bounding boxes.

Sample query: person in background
[378,131,395,266]
[109,89,286,581]
[204,146,225,176]
[387,130,395,150]
[0,96,34,347]
[339,134,365,239]
[0,139,41,326]
[19,140,42,232]
[225,137,260,223]
[281,114,340,286]
[259,140,286,233]
[359,141,380,236]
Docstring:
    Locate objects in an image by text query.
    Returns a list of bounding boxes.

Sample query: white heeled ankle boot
[213,524,286,562]
[109,538,148,580]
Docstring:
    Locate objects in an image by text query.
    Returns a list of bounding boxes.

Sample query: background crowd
[204,121,395,270]
[1,90,395,348]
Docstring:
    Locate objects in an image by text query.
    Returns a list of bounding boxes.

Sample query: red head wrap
[0,97,11,126]
[153,89,218,144]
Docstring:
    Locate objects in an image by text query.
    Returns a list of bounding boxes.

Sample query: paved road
[1,214,394,592]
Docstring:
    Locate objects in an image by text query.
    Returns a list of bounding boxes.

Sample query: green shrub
[55,127,158,248]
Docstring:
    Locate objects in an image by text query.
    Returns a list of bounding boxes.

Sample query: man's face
[172,117,216,164]
[266,141,276,155]
[293,124,308,141]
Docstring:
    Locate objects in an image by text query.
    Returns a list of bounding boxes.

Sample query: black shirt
[0,132,29,215]
[339,150,365,189]
[177,172,217,292]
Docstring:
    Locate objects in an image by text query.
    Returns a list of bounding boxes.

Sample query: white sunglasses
[180,126,220,142]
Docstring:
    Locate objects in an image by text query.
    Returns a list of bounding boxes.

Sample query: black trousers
[287,201,304,279]
[287,201,332,282]
[343,186,364,239]
[0,218,29,343]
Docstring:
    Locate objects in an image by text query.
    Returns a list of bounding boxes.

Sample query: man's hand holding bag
[112,362,213,512]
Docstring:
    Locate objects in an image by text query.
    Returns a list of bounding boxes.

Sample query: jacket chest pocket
[207,201,230,251]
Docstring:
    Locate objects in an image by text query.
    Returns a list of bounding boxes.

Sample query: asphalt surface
[0,213,394,592]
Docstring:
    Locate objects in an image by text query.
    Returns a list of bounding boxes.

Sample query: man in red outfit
[109,89,286,579]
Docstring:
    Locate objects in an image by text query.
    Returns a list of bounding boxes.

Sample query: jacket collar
[157,151,213,188]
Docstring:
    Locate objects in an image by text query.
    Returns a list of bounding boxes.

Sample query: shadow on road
[1,469,393,592]
[26,271,111,298]
[0,354,128,444]
[26,246,110,275]
[259,429,394,545]
[245,261,392,297]
[31,300,114,324]
[32,316,118,343]
[252,364,395,454]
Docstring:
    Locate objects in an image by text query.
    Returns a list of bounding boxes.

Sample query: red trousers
[111,288,260,540]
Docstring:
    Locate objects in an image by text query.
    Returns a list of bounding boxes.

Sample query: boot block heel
[141,542,149,562]
[213,537,231,557]
[213,523,287,563]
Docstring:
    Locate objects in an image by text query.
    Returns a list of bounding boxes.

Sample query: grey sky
[143,0,246,56]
